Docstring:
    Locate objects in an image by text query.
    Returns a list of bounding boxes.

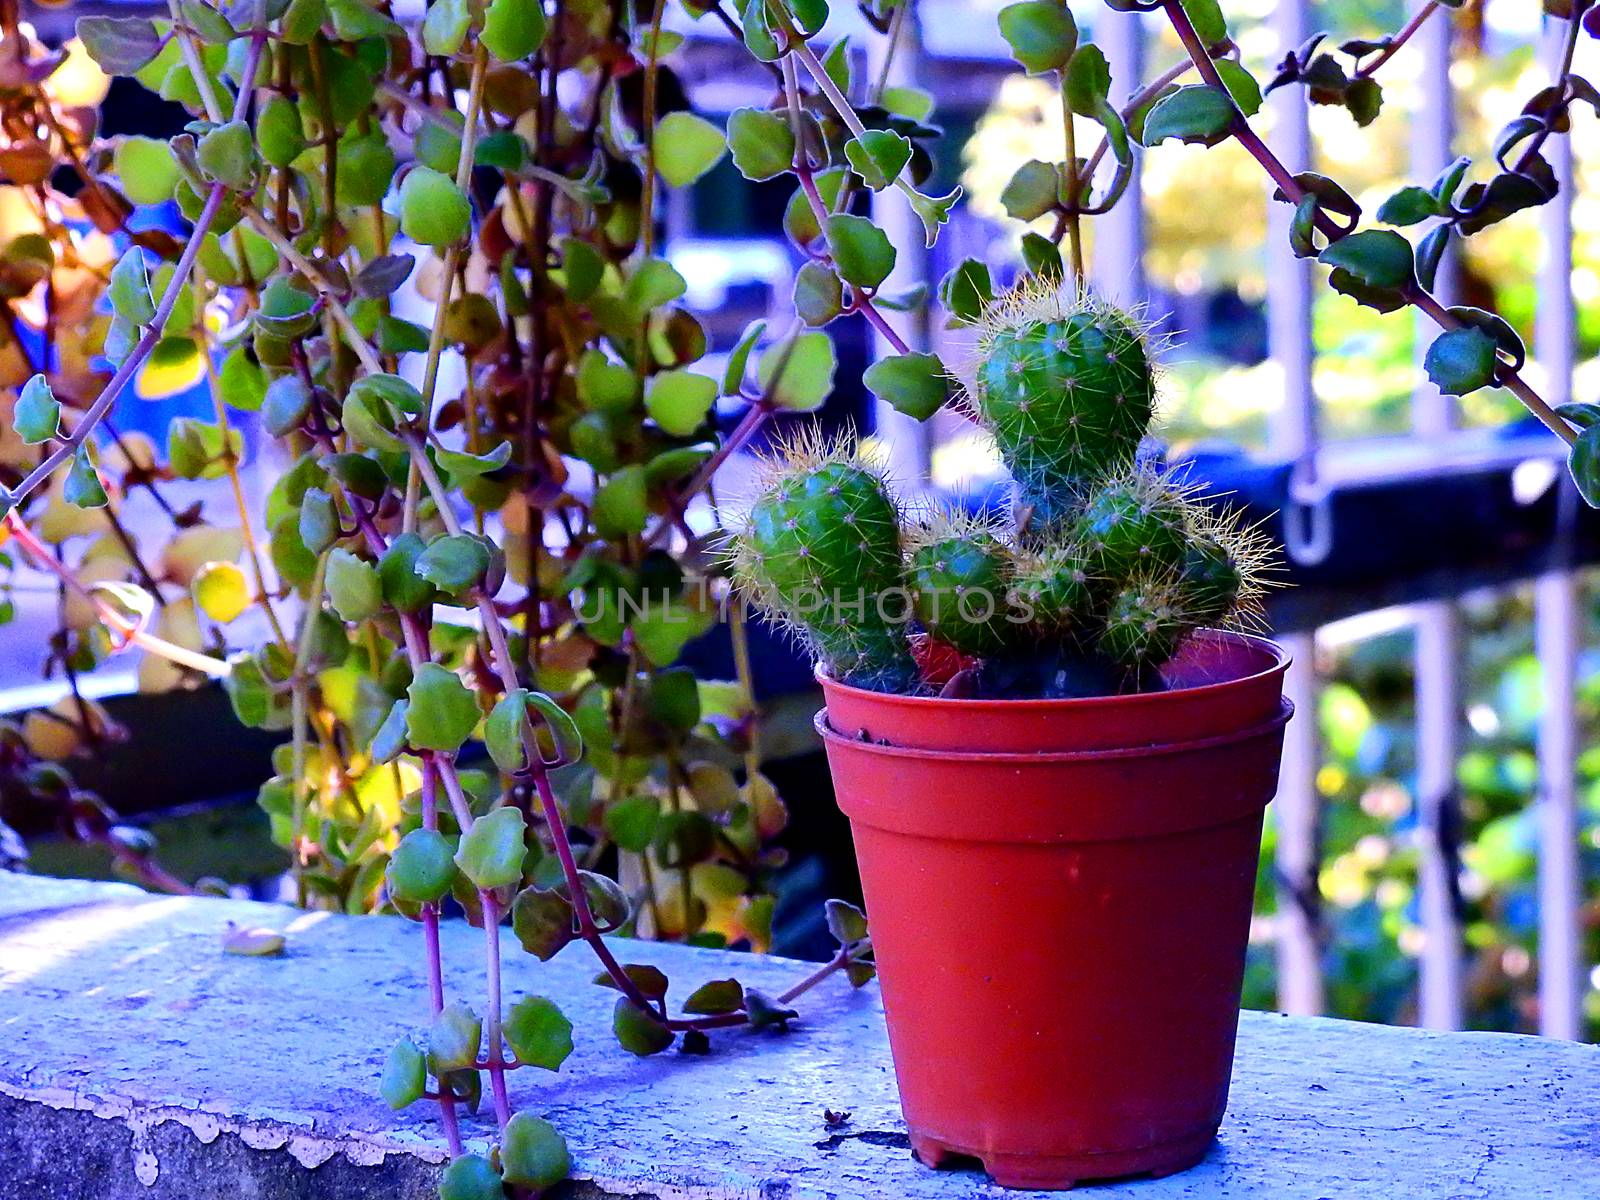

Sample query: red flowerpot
[817,631,1291,1190]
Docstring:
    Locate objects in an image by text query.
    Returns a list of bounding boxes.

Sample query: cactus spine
[730,283,1272,698]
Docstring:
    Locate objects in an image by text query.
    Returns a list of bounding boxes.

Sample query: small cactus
[969,282,1158,525]
[729,433,917,693]
[905,513,1019,657]
[1009,542,1094,637]
[729,285,1273,699]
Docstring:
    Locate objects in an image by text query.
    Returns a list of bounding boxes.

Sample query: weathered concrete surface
[2,872,1597,1200]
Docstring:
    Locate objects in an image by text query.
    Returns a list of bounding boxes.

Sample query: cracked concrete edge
[0,1080,804,1200]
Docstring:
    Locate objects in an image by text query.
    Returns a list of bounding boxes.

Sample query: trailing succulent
[732,283,1271,699]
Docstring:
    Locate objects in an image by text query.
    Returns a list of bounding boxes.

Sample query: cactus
[730,285,1273,699]
[729,433,917,693]
[969,283,1158,526]
[905,513,1020,657]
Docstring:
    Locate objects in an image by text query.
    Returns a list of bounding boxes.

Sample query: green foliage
[379,1036,427,1109]
[405,663,480,752]
[388,829,457,903]
[14,376,59,445]
[399,167,471,247]
[500,1113,570,1190]
[454,805,527,890]
[998,1,1076,75]
[504,996,574,1070]
[438,1155,502,1200]
[613,997,674,1055]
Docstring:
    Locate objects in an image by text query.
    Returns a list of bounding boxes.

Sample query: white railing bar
[1265,1,1317,474]
[1535,569,1583,1040]
[1091,7,1146,305]
[1266,0,1324,1016]
[1410,2,1464,1033]
[1533,15,1584,1043]
[1275,632,1325,1016]
[1413,603,1465,1029]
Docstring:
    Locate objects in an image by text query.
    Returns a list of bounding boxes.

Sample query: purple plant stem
[854,297,913,355]
[480,891,514,1130]
[1354,0,1442,81]
[641,400,772,550]
[419,759,465,1155]
[1156,0,1576,448]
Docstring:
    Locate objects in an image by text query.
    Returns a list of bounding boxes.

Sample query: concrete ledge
[2,872,1598,1199]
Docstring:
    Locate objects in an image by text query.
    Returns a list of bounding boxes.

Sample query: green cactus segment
[1075,475,1187,580]
[977,311,1155,517]
[908,533,1017,656]
[1010,543,1093,636]
[1175,534,1242,626]
[1097,578,1185,670]
[741,462,916,692]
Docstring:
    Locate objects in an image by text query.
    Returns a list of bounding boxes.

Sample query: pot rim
[815,628,1290,710]
[814,698,1293,764]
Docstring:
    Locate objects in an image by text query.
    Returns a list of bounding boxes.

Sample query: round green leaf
[405,662,481,752]
[422,0,469,56]
[258,96,307,169]
[645,370,718,436]
[379,1036,426,1110]
[682,978,744,1015]
[438,1154,501,1200]
[114,136,180,205]
[1424,328,1497,397]
[501,1113,570,1190]
[387,828,457,903]
[593,466,649,539]
[428,1002,482,1074]
[756,332,836,411]
[1318,229,1416,291]
[843,129,911,191]
[64,445,108,508]
[998,0,1077,74]
[326,548,383,622]
[792,260,844,327]
[503,996,574,1071]
[825,213,895,290]
[654,112,727,188]
[109,248,156,326]
[197,121,259,190]
[1000,159,1060,222]
[862,351,950,420]
[726,107,795,181]
[416,533,492,597]
[378,532,438,613]
[1064,44,1111,116]
[399,167,471,248]
[14,374,60,445]
[576,349,641,413]
[603,795,661,853]
[1141,85,1235,147]
[612,996,674,1056]
[453,805,527,890]
[482,0,548,62]
[263,375,312,437]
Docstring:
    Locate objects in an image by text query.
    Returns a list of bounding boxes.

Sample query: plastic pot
[816,631,1291,1190]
